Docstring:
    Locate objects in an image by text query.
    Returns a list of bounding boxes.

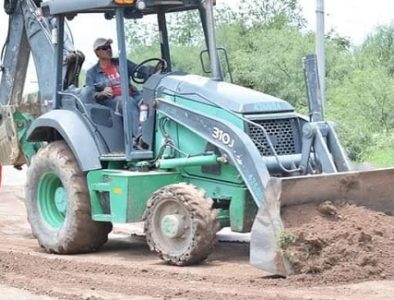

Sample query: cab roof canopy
[42,0,203,17]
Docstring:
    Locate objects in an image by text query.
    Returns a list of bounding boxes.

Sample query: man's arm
[86,68,112,101]
[85,68,95,87]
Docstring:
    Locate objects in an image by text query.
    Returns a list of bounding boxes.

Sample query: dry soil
[0,170,394,299]
[282,201,394,283]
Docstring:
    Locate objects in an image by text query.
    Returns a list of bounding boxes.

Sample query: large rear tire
[25,141,112,253]
[144,183,218,265]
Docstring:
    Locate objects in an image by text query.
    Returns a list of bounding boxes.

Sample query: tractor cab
[42,0,219,77]
[37,0,225,162]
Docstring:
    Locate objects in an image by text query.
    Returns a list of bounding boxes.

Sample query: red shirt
[102,64,122,96]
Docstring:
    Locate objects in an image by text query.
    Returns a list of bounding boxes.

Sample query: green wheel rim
[37,172,67,229]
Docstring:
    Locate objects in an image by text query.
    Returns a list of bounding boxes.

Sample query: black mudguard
[27,110,103,171]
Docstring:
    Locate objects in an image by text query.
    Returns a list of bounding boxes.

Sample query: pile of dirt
[281,201,394,282]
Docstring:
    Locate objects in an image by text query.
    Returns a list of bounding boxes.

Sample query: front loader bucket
[250,168,394,276]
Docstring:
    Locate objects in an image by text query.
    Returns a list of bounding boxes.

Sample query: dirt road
[0,169,394,299]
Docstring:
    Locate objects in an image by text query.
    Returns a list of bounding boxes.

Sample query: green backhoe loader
[1,0,393,276]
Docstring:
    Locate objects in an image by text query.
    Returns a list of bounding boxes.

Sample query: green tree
[236,0,306,29]
[167,10,203,46]
[325,24,394,163]
[358,24,394,75]
[125,18,159,55]
[121,0,394,166]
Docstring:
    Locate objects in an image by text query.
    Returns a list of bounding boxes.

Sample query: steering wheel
[132,58,168,84]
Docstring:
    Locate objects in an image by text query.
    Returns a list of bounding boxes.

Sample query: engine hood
[156,74,294,114]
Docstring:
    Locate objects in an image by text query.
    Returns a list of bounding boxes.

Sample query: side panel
[154,93,245,184]
[155,99,271,209]
[27,110,102,171]
[87,170,182,223]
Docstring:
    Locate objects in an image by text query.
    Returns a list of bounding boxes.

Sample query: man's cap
[93,38,113,50]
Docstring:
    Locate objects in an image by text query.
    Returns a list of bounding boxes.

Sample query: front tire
[25,141,112,253]
[144,183,218,265]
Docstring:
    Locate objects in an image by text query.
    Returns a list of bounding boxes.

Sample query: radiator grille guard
[248,118,300,156]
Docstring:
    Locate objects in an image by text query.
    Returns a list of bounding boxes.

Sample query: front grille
[248,118,298,156]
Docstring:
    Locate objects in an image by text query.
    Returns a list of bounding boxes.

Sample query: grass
[278,230,296,249]
[365,147,394,167]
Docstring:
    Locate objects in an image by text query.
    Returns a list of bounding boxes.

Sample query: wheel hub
[160,214,185,238]
[54,187,67,214]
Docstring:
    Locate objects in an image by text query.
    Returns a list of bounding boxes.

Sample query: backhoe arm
[1,0,57,108]
[0,0,66,166]
[0,4,30,107]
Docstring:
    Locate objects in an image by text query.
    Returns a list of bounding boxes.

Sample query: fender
[27,110,102,171]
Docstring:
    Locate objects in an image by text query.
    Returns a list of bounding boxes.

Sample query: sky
[299,0,394,44]
[1,0,394,92]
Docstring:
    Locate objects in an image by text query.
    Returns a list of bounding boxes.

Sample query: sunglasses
[97,45,111,51]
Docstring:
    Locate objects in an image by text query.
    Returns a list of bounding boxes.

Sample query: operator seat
[63,50,85,89]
